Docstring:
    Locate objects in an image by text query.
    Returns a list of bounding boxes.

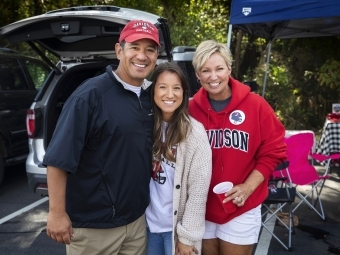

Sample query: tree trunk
[233,30,243,80]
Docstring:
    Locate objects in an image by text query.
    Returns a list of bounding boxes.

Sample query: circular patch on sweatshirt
[229,110,245,125]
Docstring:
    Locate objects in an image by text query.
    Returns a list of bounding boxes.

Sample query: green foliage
[168,0,229,46]
[2,0,340,132]
[111,0,230,47]
[318,59,340,89]
[249,37,340,132]
[0,0,21,27]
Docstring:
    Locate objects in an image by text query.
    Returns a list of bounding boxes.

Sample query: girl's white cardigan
[171,116,212,254]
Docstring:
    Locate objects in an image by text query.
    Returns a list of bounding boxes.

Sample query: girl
[146,62,212,255]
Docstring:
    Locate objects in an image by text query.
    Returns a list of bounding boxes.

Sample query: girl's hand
[175,241,198,255]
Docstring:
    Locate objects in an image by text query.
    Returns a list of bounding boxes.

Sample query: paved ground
[1,163,339,255]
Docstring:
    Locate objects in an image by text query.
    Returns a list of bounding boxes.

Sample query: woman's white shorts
[203,205,261,245]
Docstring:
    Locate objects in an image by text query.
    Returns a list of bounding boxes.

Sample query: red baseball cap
[119,20,160,47]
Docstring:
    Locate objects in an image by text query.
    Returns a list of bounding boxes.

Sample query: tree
[2,0,340,132]
[250,36,340,130]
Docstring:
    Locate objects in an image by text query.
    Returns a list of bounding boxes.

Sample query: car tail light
[26,109,35,138]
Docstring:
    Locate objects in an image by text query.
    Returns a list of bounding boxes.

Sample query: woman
[145,62,212,255]
[189,40,287,255]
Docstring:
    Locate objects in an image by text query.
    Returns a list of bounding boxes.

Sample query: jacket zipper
[102,176,115,218]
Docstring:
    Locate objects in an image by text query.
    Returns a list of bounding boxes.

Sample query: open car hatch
[0,5,172,66]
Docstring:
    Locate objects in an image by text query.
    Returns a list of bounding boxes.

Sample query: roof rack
[0,48,19,54]
[46,5,120,14]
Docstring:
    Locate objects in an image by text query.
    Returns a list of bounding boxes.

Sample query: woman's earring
[197,79,200,84]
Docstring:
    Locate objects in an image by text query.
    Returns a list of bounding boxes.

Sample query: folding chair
[262,161,296,250]
[282,132,339,220]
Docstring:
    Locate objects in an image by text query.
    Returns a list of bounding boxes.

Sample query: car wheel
[0,156,4,186]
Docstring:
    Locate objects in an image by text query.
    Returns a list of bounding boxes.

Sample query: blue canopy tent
[227,0,340,97]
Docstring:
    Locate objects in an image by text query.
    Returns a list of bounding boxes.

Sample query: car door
[0,57,37,157]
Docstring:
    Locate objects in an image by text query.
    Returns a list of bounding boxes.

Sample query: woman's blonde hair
[192,40,233,72]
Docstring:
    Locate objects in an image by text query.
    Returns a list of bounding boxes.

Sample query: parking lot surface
[0,164,339,255]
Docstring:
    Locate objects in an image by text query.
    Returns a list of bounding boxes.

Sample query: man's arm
[46,166,73,244]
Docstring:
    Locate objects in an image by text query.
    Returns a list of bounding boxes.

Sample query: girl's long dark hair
[150,62,191,162]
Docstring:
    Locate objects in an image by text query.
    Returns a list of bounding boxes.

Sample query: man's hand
[46,211,73,244]
[46,166,71,244]
[175,241,198,255]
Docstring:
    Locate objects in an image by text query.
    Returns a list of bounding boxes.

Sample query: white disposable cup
[213,181,233,194]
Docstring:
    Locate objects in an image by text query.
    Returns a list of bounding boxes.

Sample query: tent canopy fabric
[229,0,340,40]
[228,0,340,97]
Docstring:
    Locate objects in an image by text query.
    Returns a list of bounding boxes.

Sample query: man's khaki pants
[66,214,146,255]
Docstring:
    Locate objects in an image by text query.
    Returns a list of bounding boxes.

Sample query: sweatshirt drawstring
[208,108,215,171]
[207,108,210,130]
[208,108,228,172]
[219,112,228,171]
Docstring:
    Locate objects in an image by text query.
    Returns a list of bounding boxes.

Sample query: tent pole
[227,24,233,48]
[262,41,272,98]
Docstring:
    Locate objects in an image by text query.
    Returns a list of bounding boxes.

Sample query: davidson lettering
[207,128,249,152]
[133,22,155,31]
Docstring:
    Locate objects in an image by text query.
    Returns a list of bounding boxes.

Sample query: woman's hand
[175,241,198,255]
[223,170,265,207]
[223,182,250,207]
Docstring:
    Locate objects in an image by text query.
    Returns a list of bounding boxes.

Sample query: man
[44,20,160,255]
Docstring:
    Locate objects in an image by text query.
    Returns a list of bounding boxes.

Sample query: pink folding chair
[278,132,340,220]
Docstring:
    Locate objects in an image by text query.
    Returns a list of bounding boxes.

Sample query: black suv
[0,48,50,186]
[0,5,173,195]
